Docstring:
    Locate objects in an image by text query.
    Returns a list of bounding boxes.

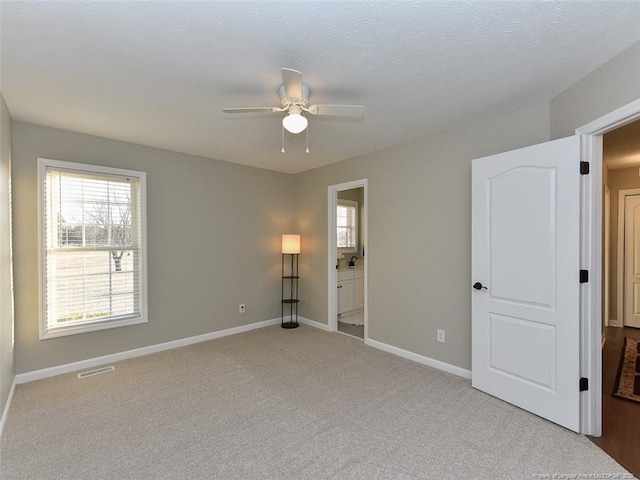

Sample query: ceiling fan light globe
[282,113,308,134]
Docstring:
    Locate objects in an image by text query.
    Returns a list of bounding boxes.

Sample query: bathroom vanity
[337,267,364,314]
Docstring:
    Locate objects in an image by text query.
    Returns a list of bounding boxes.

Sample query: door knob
[473,282,487,290]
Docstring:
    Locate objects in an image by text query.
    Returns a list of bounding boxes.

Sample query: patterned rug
[613,337,640,404]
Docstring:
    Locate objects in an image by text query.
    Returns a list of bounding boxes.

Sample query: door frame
[604,184,610,331]
[327,179,368,338]
[616,188,640,329]
[578,97,640,436]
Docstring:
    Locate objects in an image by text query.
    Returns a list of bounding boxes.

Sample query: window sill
[40,314,147,340]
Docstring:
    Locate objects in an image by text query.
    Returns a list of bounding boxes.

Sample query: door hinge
[580,161,590,175]
[579,270,589,283]
[579,377,589,391]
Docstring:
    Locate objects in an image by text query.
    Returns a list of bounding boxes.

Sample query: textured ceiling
[1,1,639,174]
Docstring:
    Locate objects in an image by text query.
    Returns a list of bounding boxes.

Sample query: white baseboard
[364,338,472,379]
[608,319,619,327]
[0,376,16,436]
[298,316,331,331]
[15,315,470,386]
[602,333,606,349]
[298,316,470,379]
[16,318,281,384]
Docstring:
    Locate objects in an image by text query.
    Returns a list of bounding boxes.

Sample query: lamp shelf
[282,275,299,279]
[281,299,299,304]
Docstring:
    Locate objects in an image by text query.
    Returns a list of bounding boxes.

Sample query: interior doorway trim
[327,179,368,339]
[604,185,610,330]
[577,97,640,436]
[616,188,640,329]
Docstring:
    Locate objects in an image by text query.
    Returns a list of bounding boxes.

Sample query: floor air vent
[77,366,115,379]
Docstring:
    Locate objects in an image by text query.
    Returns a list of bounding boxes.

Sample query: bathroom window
[337,200,358,252]
[38,158,148,339]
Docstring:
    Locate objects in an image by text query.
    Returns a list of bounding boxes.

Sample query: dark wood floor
[590,326,640,477]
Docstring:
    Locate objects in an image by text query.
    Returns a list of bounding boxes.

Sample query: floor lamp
[281,234,300,329]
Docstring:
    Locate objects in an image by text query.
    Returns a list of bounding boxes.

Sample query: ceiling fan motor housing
[279,84,310,108]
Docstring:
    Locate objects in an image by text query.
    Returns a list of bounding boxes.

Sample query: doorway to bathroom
[328,179,368,340]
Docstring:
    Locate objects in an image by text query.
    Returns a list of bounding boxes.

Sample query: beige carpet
[1,325,632,479]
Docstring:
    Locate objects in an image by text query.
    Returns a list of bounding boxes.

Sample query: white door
[624,195,640,328]
[338,281,354,314]
[472,136,581,432]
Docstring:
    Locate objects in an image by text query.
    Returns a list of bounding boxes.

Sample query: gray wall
[12,122,295,373]
[0,93,15,416]
[295,103,551,370]
[550,41,640,139]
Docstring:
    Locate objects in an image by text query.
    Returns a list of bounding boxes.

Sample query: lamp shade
[282,234,300,254]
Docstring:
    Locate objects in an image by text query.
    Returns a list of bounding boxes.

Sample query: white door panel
[633,283,640,314]
[489,167,556,308]
[488,313,555,389]
[472,135,580,432]
[624,195,640,328]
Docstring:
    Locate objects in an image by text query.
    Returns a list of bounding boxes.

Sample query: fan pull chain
[306,125,309,154]
[281,124,285,153]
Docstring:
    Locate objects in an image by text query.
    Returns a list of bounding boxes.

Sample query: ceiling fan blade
[222,107,280,114]
[281,68,303,100]
[308,105,364,118]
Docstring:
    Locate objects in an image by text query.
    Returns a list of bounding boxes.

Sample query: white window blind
[39,159,147,338]
[337,200,357,250]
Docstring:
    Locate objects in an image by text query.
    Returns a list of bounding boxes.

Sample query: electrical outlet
[437,329,445,343]
[239,304,246,313]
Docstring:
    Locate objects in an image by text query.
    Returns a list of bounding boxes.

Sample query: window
[39,158,147,339]
[337,199,358,252]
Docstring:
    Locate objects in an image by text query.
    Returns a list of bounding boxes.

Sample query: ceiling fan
[223,68,364,137]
